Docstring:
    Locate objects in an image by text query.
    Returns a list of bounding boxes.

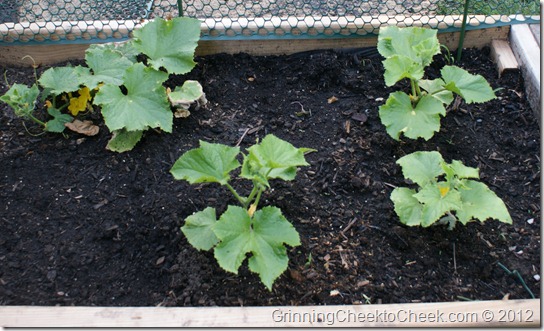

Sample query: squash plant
[170,134,315,290]
[391,151,512,229]
[0,83,71,133]
[377,26,496,140]
[1,16,205,152]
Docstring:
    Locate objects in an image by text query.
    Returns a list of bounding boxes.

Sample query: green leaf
[212,206,252,274]
[379,92,446,140]
[377,26,440,66]
[241,134,310,184]
[94,63,171,132]
[419,78,454,105]
[441,66,496,103]
[456,180,512,225]
[167,80,204,109]
[87,41,139,63]
[213,205,300,290]
[181,207,219,251]
[106,129,144,152]
[44,107,73,133]
[448,160,479,179]
[414,183,463,226]
[133,17,201,74]
[170,140,240,185]
[391,187,424,226]
[84,46,134,89]
[382,55,424,86]
[412,35,442,67]
[38,66,90,94]
[0,83,39,118]
[396,151,445,187]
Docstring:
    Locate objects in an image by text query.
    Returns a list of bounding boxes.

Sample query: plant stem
[252,187,264,211]
[244,183,261,209]
[413,80,422,98]
[28,113,46,127]
[225,183,247,207]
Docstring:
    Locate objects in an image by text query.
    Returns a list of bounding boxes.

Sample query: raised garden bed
[0,26,540,326]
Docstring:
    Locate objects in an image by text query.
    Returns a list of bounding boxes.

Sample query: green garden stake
[456,0,470,62]
[497,262,535,299]
[177,0,184,16]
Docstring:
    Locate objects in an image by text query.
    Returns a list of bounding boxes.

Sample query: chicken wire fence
[0,0,540,44]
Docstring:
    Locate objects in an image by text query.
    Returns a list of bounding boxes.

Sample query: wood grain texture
[490,39,519,77]
[0,26,509,67]
[0,299,539,327]
[510,24,541,122]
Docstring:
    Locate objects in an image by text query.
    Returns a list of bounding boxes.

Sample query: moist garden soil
[0,47,540,307]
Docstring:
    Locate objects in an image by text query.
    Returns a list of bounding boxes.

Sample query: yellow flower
[68,87,92,116]
[438,184,450,197]
[45,100,52,108]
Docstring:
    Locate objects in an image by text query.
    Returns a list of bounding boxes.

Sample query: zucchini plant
[377,26,496,140]
[170,134,315,290]
[0,83,71,133]
[1,16,205,152]
[391,151,512,229]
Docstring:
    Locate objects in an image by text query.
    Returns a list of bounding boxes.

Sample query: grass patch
[436,0,540,16]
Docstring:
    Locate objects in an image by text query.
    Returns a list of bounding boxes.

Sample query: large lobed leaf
[443,159,479,182]
[441,66,496,103]
[94,63,171,133]
[38,66,90,95]
[390,187,424,226]
[419,78,454,105]
[132,17,201,75]
[379,92,446,141]
[87,41,139,63]
[241,134,312,186]
[181,207,220,251]
[213,205,300,291]
[382,55,425,86]
[415,183,463,226]
[170,140,240,185]
[377,26,440,67]
[456,180,512,225]
[83,47,134,89]
[396,151,445,187]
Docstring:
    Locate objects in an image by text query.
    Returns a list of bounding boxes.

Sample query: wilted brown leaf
[65,120,99,136]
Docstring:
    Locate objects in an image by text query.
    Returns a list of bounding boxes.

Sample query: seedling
[391,151,512,229]
[170,134,315,290]
[377,26,496,140]
[1,16,205,152]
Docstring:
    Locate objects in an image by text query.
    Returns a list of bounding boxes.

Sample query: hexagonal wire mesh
[0,0,540,44]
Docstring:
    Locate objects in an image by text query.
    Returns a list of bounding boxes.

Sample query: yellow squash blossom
[438,184,450,197]
[68,87,92,116]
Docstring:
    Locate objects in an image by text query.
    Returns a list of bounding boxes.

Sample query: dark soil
[0,47,540,306]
